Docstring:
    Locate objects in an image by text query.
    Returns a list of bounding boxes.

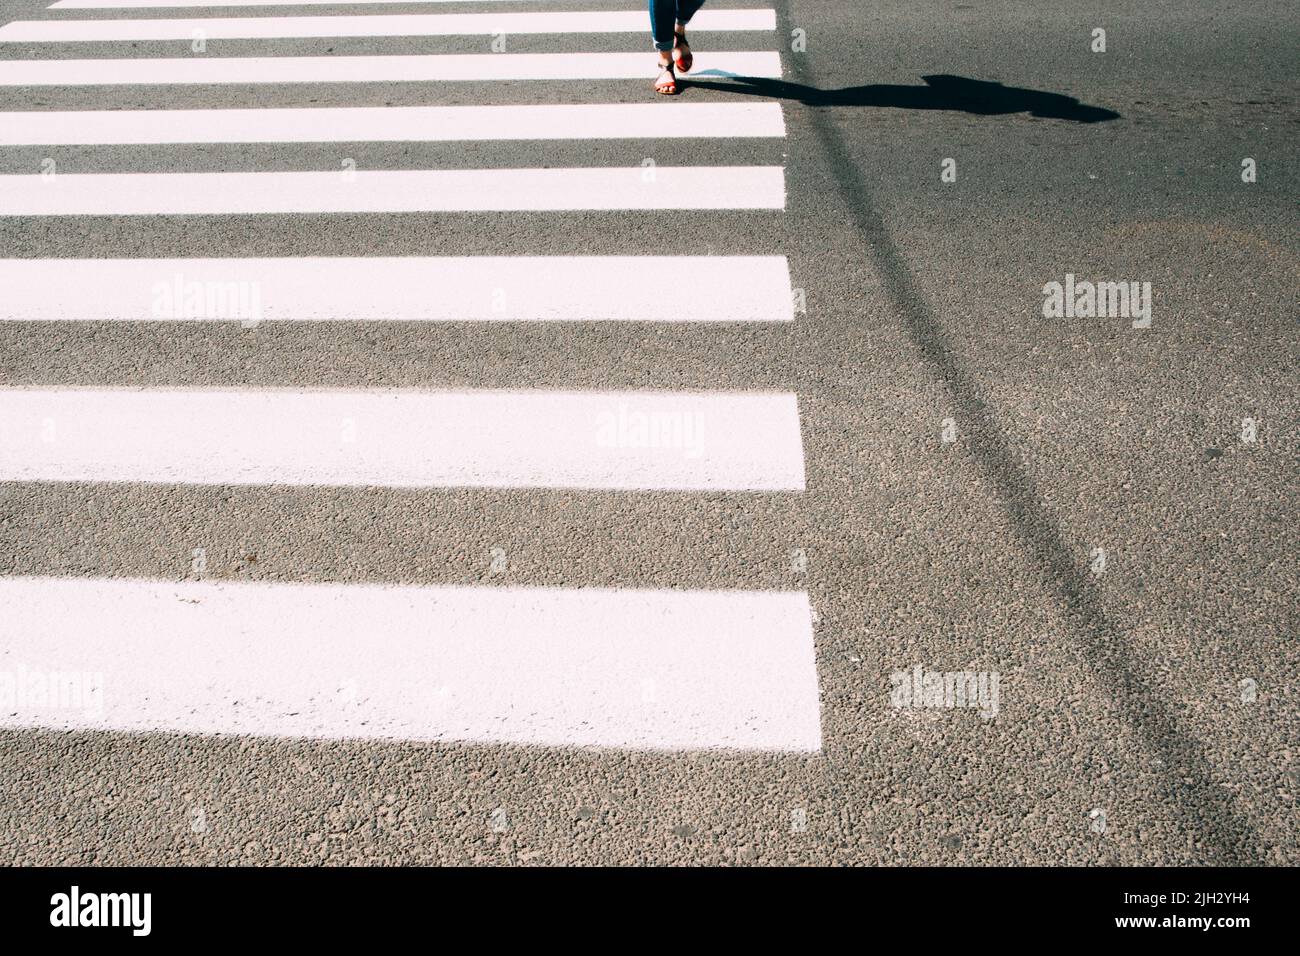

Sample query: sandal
[673,30,693,73]
[654,60,678,95]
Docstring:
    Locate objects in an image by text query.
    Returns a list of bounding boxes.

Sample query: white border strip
[2,11,776,42]
[0,103,786,145]
[0,51,782,86]
[0,388,808,491]
[50,0,633,7]
[0,256,797,322]
[0,167,786,215]
[0,576,823,752]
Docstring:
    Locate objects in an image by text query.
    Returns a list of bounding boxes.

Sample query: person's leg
[675,0,706,25]
[649,0,678,93]
[648,0,677,53]
[672,1,702,72]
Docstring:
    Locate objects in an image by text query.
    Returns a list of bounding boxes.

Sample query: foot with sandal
[650,1,702,95]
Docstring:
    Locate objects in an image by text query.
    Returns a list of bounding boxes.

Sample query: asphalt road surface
[0,0,1295,866]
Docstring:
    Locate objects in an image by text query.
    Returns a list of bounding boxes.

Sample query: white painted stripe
[51,0,620,6]
[0,576,822,751]
[0,167,785,215]
[0,103,786,145]
[1,10,775,42]
[0,51,782,86]
[0,388,807,491]
[0,257,796,322]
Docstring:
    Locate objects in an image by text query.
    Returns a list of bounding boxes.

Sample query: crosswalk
[2,166,786,214]
[2,388,807,490]
[0,2,821,752]
[0,256,795,320]
[45,0,722,7]
[1,576,821,750]
[0,10,778,41]
[0,51,784,85]
[0,103,787,144]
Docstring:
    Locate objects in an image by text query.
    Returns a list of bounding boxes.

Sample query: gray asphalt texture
[0,0,1296,866]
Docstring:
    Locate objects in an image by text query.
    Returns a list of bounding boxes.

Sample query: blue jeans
[649,0,705,52]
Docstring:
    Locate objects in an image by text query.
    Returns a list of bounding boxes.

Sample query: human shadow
[684,72,1121,123]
